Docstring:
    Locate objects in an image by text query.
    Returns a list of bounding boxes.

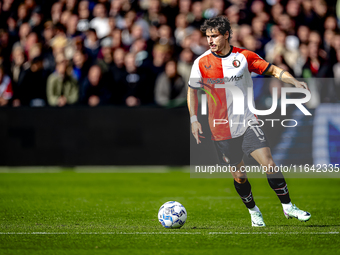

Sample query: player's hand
[295,81,309,92]
[191,121,205,144]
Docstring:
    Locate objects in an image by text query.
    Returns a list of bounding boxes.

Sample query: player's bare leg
[231,161,265,227]
[251,147,311,222]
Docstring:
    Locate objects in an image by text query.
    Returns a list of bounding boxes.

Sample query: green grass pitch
[0,168,339,255]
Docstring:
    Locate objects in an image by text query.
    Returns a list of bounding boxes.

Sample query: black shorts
[214,126,269,166]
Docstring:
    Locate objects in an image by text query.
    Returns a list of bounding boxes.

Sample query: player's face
[206,29,229,54]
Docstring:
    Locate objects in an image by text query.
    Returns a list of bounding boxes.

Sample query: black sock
[267,172,291,204]
[234,179,256,209]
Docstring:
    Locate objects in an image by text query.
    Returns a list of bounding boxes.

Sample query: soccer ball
[158,201,187,229]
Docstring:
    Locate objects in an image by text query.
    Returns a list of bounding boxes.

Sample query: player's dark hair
[200,16,233,42]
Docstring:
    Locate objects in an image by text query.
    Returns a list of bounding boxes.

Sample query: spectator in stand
[123,53,152,106]
[80,65,111,106]
[25,0,37,14]
[13,56,47,107]
[251,17,269,56]
[66,15,81,39]
[249,0,265,20]
[41,21,56,75]
[30,7,44,36]
[313,0,328,33]
[1,0,15,26]
[189,29,207,56]
[121,14,142,48]
[72,49,91,85]
[77,0,91,33]
[84,28,100,64]
[324,16,338,31]
[286,0,302,27]
[158,25,174,47]
[111,47,126,83]
[0,65,13,106]
[11,45,26,93]
[300,0,316,28]
[294,43,309,77]
[302,41,330,78]
[297,26,310,45]
[331,33,340,53]
[178,0,191,16]
[190,1,205,29]
[46,54,78,107]
[155,60,186,107]
[109,0,125,28]
[270,3,284,25]
[25,31,39,55]
[324,30,335,55]
[177,48,193,84]
[143,0,164,27]
[46,34,67,74]
[224,5,240,27]
[237,24,252,45]
[29,42,42,62]
[66,0,78,13]
[60,10,73,28]
[277,13,295,36]
[90,3,110,39]
[51,2,63,25]
[242,35,258,53]
[16,3,29,28]
[131,38,149,67]
[0,29,12,74]
[96,38,114,74]
[7,15,18,43]
[110,47,126,105]
[204,0,225,18]
[14,22,31,51]
[141,43,170,88]
[111,28,123,50]
[174,13,194,46]
[265,29,286,63]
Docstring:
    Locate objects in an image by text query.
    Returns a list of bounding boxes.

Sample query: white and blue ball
[158,201,187,229]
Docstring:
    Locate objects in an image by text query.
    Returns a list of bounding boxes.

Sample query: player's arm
[264,65,309,91]
[187,87,205,144]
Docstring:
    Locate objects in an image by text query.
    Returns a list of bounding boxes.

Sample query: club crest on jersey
[232,59,240,68]
[204,65,212,70]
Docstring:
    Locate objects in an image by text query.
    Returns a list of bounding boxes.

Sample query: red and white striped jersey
[189,46,271,141]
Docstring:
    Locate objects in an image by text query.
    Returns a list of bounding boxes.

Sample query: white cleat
[251,212,266,227]
[284,204,311,222]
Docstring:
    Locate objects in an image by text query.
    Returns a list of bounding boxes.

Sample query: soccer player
[187,16,311,227]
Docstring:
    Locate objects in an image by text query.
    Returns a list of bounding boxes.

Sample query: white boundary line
[0,232,338,235]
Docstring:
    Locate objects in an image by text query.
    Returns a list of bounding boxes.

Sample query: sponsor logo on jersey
[204,65,212,70]
[232,59,241,68]
[196,75,244,107]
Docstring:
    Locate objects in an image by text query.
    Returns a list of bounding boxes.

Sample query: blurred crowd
[0,0,339,108]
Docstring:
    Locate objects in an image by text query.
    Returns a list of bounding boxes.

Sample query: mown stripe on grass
[0,232,338,235]
[0,166,190,173]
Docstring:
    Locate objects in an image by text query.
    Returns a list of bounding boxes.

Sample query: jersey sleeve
[188,59,202,89]
[246,51,271,75]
